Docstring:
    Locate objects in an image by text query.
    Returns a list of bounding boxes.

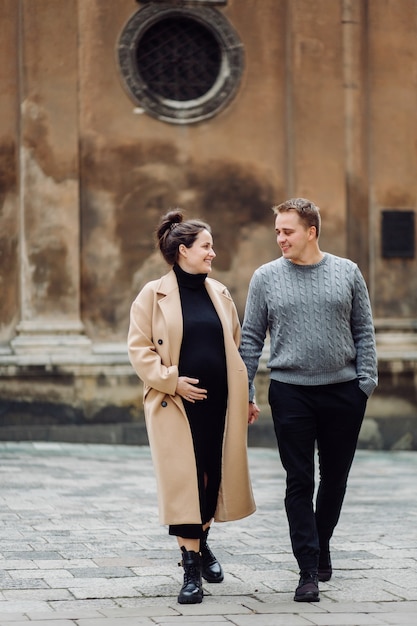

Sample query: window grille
[136,17,222,102]
[117,6,244,124]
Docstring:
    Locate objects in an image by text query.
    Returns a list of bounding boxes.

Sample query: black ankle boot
[200,528,224,583]
[177,546,203,604]
[294,570,320,602]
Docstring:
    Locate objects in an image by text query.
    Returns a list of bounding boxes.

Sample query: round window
[117,6,244,124]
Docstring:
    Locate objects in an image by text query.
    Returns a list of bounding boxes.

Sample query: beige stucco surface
[0,0,416,445]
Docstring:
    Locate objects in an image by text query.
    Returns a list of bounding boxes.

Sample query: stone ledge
[0,422,149,446]
[247,411,417,451]
[0,413,416,450]
[0,340,416,450]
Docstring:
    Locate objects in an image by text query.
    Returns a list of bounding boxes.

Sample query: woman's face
[178,229,216,274]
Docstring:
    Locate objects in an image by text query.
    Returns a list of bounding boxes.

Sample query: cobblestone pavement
[0,442,416,625]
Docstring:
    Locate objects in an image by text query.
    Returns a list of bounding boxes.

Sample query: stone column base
[11,320,92,355]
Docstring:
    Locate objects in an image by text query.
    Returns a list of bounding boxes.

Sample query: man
[240,198,378,603]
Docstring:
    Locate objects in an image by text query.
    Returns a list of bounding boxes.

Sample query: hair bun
[167,209,183,227]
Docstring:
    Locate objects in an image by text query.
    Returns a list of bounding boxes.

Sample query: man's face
[274,210,315,264]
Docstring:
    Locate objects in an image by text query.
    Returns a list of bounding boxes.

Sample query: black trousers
[269,379,367,572]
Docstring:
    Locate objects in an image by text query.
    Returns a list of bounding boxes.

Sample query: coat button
[161,401,167,407]
[157,339,163,345]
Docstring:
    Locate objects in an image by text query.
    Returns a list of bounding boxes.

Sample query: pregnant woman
[128,209,255,604]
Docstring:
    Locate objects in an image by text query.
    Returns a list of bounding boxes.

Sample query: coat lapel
[204,280,232,339]
[157,270,183,367]
[156,272,232,367]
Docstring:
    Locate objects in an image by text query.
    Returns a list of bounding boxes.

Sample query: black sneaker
[294,571,320,602]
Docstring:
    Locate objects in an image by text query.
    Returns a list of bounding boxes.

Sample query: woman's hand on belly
[176,376,208,403]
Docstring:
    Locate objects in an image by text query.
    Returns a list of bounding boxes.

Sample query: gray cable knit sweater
[240,253,378,401]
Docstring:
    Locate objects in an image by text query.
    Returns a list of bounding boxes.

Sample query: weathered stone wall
[77,0,281,339]
[0,0,416,449]
[0,1,19,345]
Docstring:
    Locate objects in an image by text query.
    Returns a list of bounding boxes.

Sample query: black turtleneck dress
[169,264,228,539]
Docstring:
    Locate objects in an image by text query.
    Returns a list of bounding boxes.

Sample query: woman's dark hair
[156,209,211,266]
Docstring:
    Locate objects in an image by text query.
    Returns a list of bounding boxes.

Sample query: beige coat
[128,269,256,525]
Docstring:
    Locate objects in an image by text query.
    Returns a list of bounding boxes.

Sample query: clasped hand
[248,401,260,425]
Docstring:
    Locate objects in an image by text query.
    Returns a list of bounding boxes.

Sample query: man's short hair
[272,198,321,238]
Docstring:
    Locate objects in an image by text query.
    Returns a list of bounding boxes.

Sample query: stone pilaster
[11,0,90,355]
[342,0,370,281]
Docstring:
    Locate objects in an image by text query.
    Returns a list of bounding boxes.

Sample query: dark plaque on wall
[381,210,415,258]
